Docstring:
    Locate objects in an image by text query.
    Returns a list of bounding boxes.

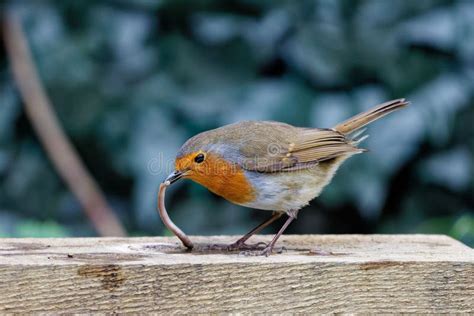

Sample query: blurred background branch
[2,11,126,237]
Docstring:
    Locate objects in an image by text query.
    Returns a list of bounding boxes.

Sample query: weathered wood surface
[0,234,473,313]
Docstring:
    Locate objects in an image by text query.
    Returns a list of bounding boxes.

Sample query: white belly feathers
[240,155,350,212]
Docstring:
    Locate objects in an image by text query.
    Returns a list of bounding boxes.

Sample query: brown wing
[241,127,363,173]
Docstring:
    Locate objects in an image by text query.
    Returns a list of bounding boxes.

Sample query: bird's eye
[194,153,205,164]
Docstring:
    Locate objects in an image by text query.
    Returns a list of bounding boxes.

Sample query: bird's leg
[227,212,283,251]
[260,209,299,256]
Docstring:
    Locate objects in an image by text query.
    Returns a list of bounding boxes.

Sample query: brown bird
[164,99,408,255]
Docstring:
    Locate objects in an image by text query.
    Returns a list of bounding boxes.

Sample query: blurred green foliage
[0,0,473,246]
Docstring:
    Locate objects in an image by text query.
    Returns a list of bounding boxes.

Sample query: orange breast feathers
[175,152,256,205]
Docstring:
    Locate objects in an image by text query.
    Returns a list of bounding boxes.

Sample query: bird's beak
[164,170,186,185]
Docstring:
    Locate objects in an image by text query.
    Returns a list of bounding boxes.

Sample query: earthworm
[157,182,194,249]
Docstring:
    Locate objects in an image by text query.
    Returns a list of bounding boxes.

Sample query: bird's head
[163,130,255,204]
[165,133,218,184]
[165,150,211,184]
[164,131,233,186]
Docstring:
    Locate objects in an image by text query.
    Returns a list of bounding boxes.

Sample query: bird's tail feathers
[333,98,409,135]
[350,128,369,146]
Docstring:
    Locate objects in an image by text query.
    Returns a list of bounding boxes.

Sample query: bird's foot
[259,246,273,257]
[239,245,286,256]
[259,245,287,256]
[227,241,267,251]
[206,241,267,252]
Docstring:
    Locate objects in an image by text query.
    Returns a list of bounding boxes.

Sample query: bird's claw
[207,242,287,256]
[237,245,286,256]
[259,245,286,256]
[227,241,267,251]
[206,241,267,252]
[260,247,272,257]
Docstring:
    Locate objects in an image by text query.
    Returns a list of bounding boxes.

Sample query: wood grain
[0,235,473,313]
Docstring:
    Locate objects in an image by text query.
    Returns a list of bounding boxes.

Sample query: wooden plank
[0,235,473,313]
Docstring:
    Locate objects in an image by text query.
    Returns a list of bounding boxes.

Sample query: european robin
[163,98,408,255]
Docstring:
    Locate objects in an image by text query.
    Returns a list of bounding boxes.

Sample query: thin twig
[2,12,126,237]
